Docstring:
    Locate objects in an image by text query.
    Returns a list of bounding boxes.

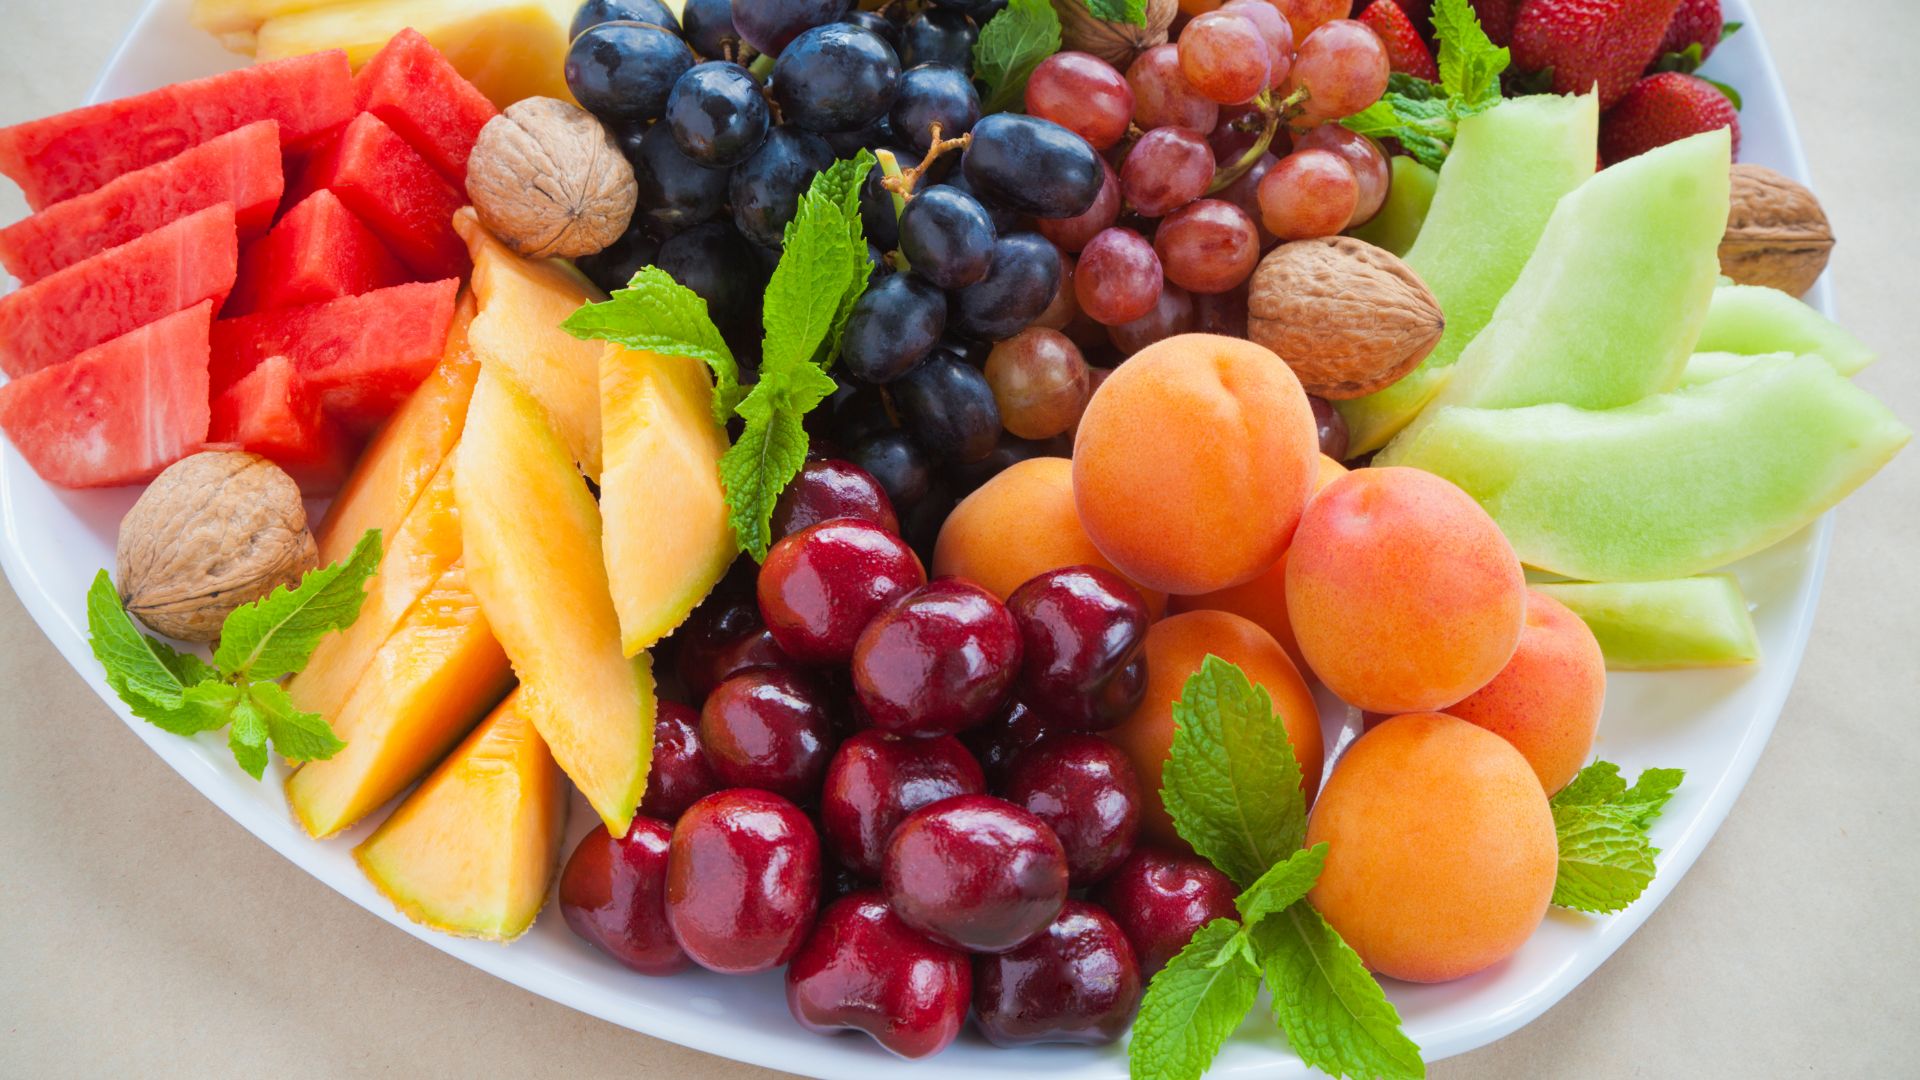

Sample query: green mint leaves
[975,0,1063,114]
[87,529,382,779]
[1254,901,1428,1080]
[1550,761,1685,914]
[1130,919,1263,1080]
[1163,656,1308,887]
[565,151,877,561]
[1083,0,1149,27]
[1343,0,1510,170]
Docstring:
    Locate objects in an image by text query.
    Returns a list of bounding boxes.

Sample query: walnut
[1247,237,1445,400]
[1720,163,1833,297]
[1054,0,1177,69]
[116,451,318,641]
[466,97,637,260]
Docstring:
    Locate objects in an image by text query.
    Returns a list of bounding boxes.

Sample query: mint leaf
[1343,96,1456,171]
[227,695,270,780]
[87,571,228,735]
[1162,655,1308,888]
[213,529,383,682]
[1345,0,1510,169]
[1084,0,1148,26]
[1551,804,1657,913]
[974,0,1062,114]
[1128,918,1263,1080]
[1553,760,1627,807]
[249,681,345,763]
[762,151,874,373]
[721,362,837,560]
[1236,843,1328,927]
[1431,0,1508,108]
[1254,902,1426,1080]
[1618,767,1685,828]
[563,266,744,424]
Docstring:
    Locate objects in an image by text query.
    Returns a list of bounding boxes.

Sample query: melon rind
[1534,576,1760,671]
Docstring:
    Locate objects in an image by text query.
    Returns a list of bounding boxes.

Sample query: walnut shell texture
[466,96,637,260]
[1720,162,1833,297]
[1247,237,1445,400]
[1054,0,1177,69]
[116,451,318,642]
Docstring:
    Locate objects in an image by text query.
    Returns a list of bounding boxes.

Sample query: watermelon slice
[210,354,355,493]
[354,28,499,185]
[227,189,409,315]
[0,121,281,286]
[0,51,352,212]
[0,302,213,488]
[0,203,238,379]
[295,112,469,280]
[211,278,461,427]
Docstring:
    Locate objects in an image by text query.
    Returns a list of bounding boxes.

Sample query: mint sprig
[87,529,381,779]
[1162,655,1307,887]
[1082,0,1149,27]
[1550,761,1685,914]
[974,0,1063,114]
[1253,901,1426,1080]
[1343,0,1510,170]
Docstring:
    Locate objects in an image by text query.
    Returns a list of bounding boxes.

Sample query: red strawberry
[1655,0,1725,63]
[1512,0,1686,109]
[1599,71,1740,164]
[1470,0,1525,45]
[1360,1,1439,81]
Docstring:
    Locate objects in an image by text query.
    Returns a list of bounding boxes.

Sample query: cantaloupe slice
[286,562,513,838]
[1696,284,1875,376]
[1534,577,1760,670]
[600,342,736,656]
[355,689,566,941]
[455,208,607,480]
[457,364,654,835]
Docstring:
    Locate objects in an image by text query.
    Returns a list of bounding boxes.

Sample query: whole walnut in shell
[466,96,637,259]
[116,452,318,642]
[1247,237,1445,400]
[1720,163,1833,297]
[1054,0,1177,69]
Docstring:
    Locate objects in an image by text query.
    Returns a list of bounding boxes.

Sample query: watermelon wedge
[210,354,355,493]
[0,51,352,212]
[0,203,238,379]
[227,189,408,315]
[0,121,281,286]
[0,302,213,488]
[211,278,461,427]
[295,112,469,280]
[354,28,499,185]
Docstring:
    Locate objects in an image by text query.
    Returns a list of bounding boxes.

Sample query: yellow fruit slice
[600,342,736,656]
[457,364,654,835]
[355,689,566,941]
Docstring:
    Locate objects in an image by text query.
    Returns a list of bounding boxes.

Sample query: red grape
[1256,148,1357,240]
[1294,124,1390,226]
[1217,151,1282,249]
[1287,19,1391,125]
[1120,128,1215,217]
[1033,250,1081,330]
[1155,199,1260,294]
[1108,283,1195,356]
[1037,158,1122,252]
[1273,0,1348,42]
[986,329,1092,440]
[1126,44,1220,132]
[1178,11,1271,105]
[1222,0,1296,88]
[1075,228,1164,326]
[1027,51,1136,152]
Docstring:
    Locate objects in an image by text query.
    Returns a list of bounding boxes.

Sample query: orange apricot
[1285,466,1525,713]
[1105,610,1323,848]
[1072,333,1319,596]
[1445,589,1606,795]
[1305,712,1558,984]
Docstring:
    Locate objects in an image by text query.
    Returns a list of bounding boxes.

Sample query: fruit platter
[0,0,1905,1077]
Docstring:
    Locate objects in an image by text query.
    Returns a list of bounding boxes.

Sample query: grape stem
[747,52,776,81]
[880,123,972,204]
[1205,87,1312,195]
[874,149,913,272]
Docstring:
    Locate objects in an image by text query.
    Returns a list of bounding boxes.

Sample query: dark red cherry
[558,818,688,976]
[1092,846,1239,976]
[1006,566,1150,731]
[772,458,900,540]
[973,899,1142,1046]
[665,789,821,974]
[852,578,1023,738]
[699,669,836,804]
[638,701,720,822]
[759,518,926,665]
[784,891,973,1060]
[883,794,1068,953]
[1003,734,1142,886]
[960,699,1054,787]
[712,627,792,687]
[819,729,986,878]
[674,561,763,698]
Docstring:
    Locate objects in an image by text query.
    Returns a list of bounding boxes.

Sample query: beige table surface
[2,2,1915,1076]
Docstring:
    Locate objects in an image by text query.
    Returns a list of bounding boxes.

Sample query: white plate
[0,2,1830,1075]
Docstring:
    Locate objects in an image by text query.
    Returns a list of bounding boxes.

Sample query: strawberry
[1599,71,1740,164]
[1511,0,1686,109]
[1360,1,1439,81]
[1655,0,1725,63]
[1470,0,1525,45]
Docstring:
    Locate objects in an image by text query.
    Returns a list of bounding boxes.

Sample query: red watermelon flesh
[209,354,353,493]
[226,189,408,316]
[354,28,498,185]
[0,51,352,212]
[210,277,460,428]
[0,301,212,488]
[0,121,281,287]
[295,112,469,281]
[0,203,237,379]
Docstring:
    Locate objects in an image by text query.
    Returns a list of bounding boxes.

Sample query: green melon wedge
[1676,351,1791,387]
[1336,93,1598,454]
[1696,284,1875,375]
[1388,355,1910,581]
[1533,577,1760,670]
[1346,157,1438,257]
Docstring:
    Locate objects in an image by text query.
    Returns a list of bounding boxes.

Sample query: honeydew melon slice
[1696,284,1875,375]
[1346,157,1438,257]
[1387,355,1910,582]
[1336,93,1598,454]
[1534,577,1760,670]
[1677,351,1791,387]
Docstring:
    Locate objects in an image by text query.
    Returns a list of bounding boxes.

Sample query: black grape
[860,162,902,252]
[842,9,904,52]
[944,431,1070,495]
[945,169,1020,233]
[963,114,1105,219]
[900,10,977,71]
[890,355,1002,464]
[833,383,898,447]
[889,63,981,154]
[656,222,764,352]
[665,62,770,167]
[950,232,1062,342]
[899,185,995,290]
[771,23,902,134]
[729,126,837,249]
[735,0,854,56]
[571,0,680,39]
[822,114,893,157]
[628,123,729,234]
[565,21,693,126]
[928,0,1006,18]
[681,0,739,58]
[851,430,932,508]
[576,225,662,294]
[866,242,892,279]
[841,274,947,384]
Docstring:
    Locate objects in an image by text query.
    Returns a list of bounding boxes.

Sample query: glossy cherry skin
[820,729,987,878]
[639,700,721,822]
[558,818,688,976]
[674,589,764,699]
[665,789,821,974]
[973,899,1143,1046]
[699,669,836,804]
[772,458,901,540]
[1092,846,1239,976]
[960,698,1054,787]
[1007,566,1150,731]
[1002,734,1142,886]
[853,578,1023,738]
[785,891,973,1060]
[759,518,927,665]
[883,794,1068,953]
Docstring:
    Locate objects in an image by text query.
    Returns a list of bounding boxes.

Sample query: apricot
[1105,610,1323,849]
[1286,466,1525,713]
[933,456,1166,616]
[1073,333,1319,595]
[1446,590,1606,795]
[1305,713,1557,984]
